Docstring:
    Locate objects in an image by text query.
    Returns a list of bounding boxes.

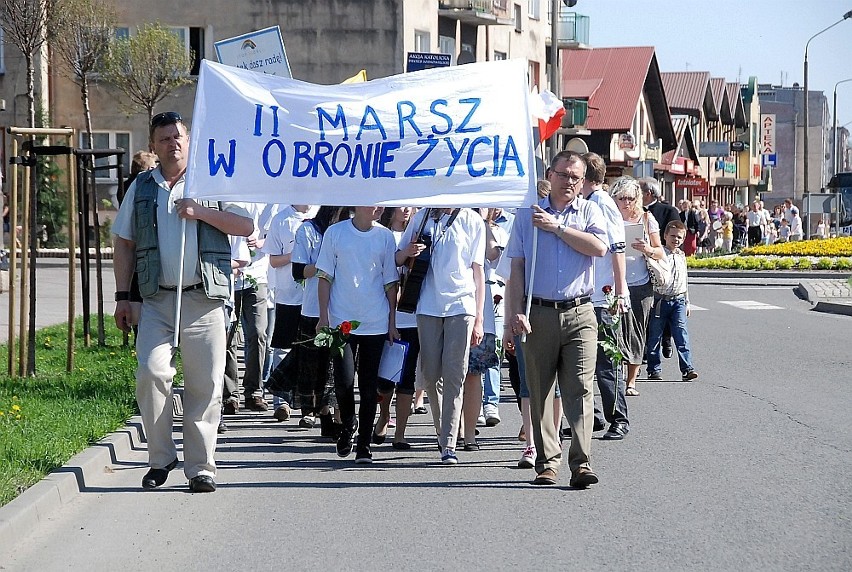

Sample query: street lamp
[549,0,578,161]
[833,78,852,175]
[803,10,852,196]
[802,9,851,238]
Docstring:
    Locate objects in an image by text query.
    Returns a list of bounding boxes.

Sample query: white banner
[185,59,538,207]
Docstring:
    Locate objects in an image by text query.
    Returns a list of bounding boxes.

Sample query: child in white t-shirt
[316,206,399,464]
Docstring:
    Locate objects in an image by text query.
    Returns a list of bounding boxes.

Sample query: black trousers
[333,333,387,446]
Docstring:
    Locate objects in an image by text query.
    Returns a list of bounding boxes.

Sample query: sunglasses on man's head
[150,111,182,129]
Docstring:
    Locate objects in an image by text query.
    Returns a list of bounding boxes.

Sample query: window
[514,4,523,32]
[494,51,507,61]
[414,30,430,52]
[528,0,540,20]
[492,0,508,9]
[80,131,131,182]
[114,26,130,40]
[170,26,205,75]
[438,35,456,65]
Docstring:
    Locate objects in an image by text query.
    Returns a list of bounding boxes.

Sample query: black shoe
[188,475,216,493]
[662,343,673,359]
[354,444,373,464]
[562,425,572,439]
[371,432,386,445]
[217,420,228,434]
[336,421,358,457]
[141,457,179,489]
[593,417,606,432]
[647,372,662,380]
[463,441,480,451]
[413,406,428,415]
[601,423,629,441]
[319,414,342,438]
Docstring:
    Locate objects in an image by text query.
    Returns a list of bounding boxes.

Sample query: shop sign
[674,176,709,196]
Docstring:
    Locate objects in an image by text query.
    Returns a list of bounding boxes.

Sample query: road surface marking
[719,300,783,310]
[688,304,707,311]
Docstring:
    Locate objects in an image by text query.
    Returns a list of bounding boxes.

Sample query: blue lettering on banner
[204,98,525,183]
[209,139,236,177]
[262,139,286,177]
[317,105,349,141]
[356,105,388,141]
[456,98,482,134]
[404,135,438,178]
[397,101,422,138]
[430,100,453,135]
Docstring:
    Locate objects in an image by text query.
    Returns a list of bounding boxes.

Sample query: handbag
[643,213,673,293]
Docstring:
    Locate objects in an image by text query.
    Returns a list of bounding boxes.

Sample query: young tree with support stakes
[52,0,116,151]
[101,22,193,123]
[0,0,64,128]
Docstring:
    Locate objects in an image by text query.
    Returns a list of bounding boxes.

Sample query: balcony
[546,11,590,49]
[438,0,514,26]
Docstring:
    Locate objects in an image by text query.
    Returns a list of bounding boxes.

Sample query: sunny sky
[576,0,852,130]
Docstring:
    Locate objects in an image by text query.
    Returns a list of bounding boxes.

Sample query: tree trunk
[25,54,36,128]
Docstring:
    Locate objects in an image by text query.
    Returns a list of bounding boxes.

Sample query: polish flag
[530,89,566,142]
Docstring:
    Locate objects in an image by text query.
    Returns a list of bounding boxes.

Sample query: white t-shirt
[233,202,269,290]
[586,189,626,307]
[315,219,399,336]
[291,221,324,318]
[392,229,418,330]
[624,214,659,287]
[399,208,485,318]
[111,168,249,288]
[262,205,315,305]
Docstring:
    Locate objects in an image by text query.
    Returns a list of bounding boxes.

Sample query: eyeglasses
[551,171,584,184]
[616,196,637,202]
[150,111,182,130]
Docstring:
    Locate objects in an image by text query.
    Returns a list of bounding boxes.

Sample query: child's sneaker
[518,445,535,469]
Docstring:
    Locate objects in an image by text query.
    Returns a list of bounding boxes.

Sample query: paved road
[3,282,850,570]
[0,259,116,344]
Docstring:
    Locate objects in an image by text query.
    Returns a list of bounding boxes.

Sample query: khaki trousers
[416,314,474,451]
[136,289,225,479]
[521,303,596,474]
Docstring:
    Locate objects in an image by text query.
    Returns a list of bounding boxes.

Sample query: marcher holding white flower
[610,176,664,397]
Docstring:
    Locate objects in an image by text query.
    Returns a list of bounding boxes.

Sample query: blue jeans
[646,297,694,375]
[593,307,628,427]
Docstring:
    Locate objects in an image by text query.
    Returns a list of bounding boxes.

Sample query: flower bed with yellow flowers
[741,237,852,257]
[687,237,852,271]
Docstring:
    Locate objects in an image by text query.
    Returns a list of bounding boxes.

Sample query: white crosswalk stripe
[688,304,707,311]
[719,300,783,310]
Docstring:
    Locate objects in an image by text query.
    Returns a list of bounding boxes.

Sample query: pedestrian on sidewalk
[112,111,253,493]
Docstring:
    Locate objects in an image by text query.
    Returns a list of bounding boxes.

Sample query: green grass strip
[0,323,138,506]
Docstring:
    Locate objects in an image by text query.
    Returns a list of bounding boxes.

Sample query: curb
[0,416,145,556]
[795,281,852,317]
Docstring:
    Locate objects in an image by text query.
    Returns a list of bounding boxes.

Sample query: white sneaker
[483,404,501,427]
[518,445,535,469]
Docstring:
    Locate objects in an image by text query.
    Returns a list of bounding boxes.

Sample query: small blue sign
[762,154,777,167]
[406,52,451,73]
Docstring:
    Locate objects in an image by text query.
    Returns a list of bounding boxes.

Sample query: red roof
[561,46,655,131]
[709,77,727,116]
[660,72,710,115]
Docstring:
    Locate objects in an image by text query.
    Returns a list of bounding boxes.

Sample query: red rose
[602,285,612,294]
[340,321,352,335]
